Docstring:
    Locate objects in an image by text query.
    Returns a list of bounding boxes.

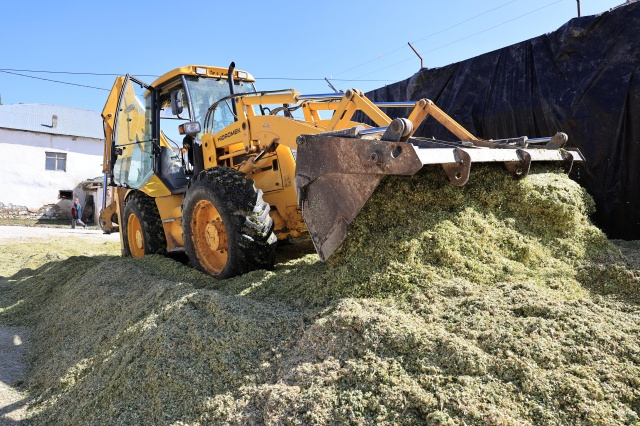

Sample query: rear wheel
[99,210,119,234]
[182,167,277,279]
[122,191,166,257]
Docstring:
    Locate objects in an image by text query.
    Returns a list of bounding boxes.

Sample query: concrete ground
[0,225,120,242]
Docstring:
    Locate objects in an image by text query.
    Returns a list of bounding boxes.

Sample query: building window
[59,190,73,200]
[45,152,67,171]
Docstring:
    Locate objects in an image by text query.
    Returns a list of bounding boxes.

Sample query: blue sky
[0,0,624,114]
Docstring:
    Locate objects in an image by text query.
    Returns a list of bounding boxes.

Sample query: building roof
[0,104,104,140]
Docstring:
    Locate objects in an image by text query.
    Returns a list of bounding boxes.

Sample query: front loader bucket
[294,127,585,262]
[295,135,423,261]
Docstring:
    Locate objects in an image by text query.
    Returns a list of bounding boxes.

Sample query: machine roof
[150,65,255,88]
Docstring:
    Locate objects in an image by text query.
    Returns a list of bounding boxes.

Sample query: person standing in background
[71,198,87,229]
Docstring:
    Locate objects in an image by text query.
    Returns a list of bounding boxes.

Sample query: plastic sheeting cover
[362,2,640,239]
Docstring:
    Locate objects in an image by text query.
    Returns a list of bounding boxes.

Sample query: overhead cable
[353,0,566,79]
[332,0,523,77]
[0,69,110,91]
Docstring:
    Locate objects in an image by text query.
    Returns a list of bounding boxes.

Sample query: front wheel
[181,167,277,279]
[122,191,166,257]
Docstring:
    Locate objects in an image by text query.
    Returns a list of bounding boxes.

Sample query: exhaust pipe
[227,62,238,121]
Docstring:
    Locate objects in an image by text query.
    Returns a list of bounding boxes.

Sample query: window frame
[45,151,67,172]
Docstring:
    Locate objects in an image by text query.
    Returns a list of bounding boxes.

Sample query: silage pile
[1,165,639,425]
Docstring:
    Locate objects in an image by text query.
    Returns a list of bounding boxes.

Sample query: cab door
[111,75,156,189]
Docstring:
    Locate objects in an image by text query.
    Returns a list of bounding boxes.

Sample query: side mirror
[178,121,201,136]
[170,90,184,115]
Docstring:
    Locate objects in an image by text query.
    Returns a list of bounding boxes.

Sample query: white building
[0,104,105,223]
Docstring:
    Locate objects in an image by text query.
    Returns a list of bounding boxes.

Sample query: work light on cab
[179,122,201,136]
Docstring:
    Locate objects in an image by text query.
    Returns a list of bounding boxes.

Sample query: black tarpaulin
[361,2,640,239]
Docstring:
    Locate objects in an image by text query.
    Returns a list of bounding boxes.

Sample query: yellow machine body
[100,64,584,275]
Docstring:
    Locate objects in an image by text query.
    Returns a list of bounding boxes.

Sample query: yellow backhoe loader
[99,63,584,278]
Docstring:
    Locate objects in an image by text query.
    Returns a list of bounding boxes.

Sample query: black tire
[122,191,167,257]
[182,167,277,279]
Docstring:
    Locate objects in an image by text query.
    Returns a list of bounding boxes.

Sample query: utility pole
[408,42,424,70]
[577,0,581,17]
[324,77,341,93]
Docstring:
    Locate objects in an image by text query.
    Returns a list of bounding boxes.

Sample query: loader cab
[160,72,257,176]
[108,66,257,196]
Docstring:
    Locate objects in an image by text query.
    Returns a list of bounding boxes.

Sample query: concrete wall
[0,128,104,221]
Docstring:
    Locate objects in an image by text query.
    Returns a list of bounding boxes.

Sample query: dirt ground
[0,226,119,423]
[0,326,30,423]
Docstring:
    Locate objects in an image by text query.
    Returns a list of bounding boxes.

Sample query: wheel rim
[127,214,145,258]
[192,199,229,275]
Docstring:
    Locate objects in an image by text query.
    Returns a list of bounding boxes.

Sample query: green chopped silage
[326,165,608,296]
[1,165,639,425]
[206,165,614,305]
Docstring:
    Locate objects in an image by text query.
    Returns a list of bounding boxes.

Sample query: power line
[0,70,111,91]
[353,0,566,79]
[255,77,392,82]
[412,0,523,45]
[0,68,158,77]
[331,0,523,77]
[0,68,393,88]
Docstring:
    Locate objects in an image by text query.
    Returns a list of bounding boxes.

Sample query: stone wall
[0,202,70,220]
